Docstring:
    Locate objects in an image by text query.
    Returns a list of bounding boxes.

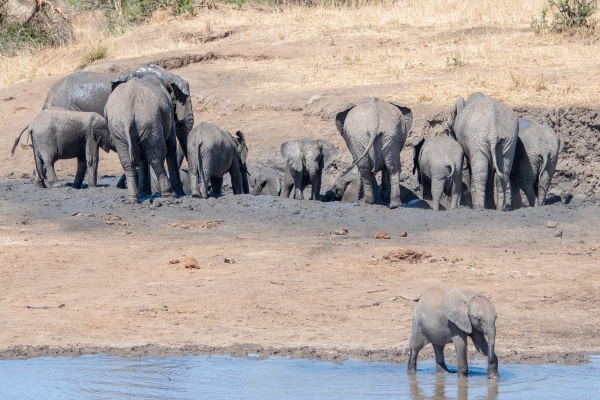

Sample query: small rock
[546,221,557,228]
[224,258,235,264]
[184,256,199,269]
[305,94,323,106]
[399,231,407,237]
[124,230,132,234]
[554,229,563,237]
[149,213,155,217]
[390,297,398,301]
[169,259,180,264]
[335,228,348,235]
[374,232,390,239]
[105,221,114,225]
[429,258,436,263]
[118,221,129,226]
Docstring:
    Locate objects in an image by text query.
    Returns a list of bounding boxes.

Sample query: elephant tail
[125,118,135,166]
[196,141,209,196]
[491,139,504,179]
[11,125,30,156]
[538,151,549,184]
[339,131,380,178]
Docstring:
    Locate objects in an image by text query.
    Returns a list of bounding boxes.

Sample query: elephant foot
[486,370,499,379]
[191,192,201,198]
[162,191,177,198]
[389,200,402,209]
[35,182,46,189]
[49,181,63,188]
[128,196,139,204]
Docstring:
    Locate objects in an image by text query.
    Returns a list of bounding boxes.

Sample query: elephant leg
[450,171,462,210]
[33,152,47,188]
[517,172,537,207]
[293,170,304,200]
[188,144,201,198]
[386,163,402,209]
[73,155,87,189]
[211,176,224,196]
[282,166,294,199]
[310,171,322,200]
[87,147,99,187]
[166,131,184,197]
[116,149,138,202]
[359,167,376,205]
[229,159,244,195]
[470,157,490,210]
[509,172,523,209]
[44,160,62,189]
[430,177,445,211]
[537,169,551,206]
[381,169,391,204]
[495,173,509,211]
[147,158,174,198]
[433,344,449,373]
[451,334,469,378]
[137,160,151,196]
[407,330,428,373]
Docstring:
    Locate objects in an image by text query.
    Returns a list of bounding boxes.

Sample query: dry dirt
[1,17,600,367]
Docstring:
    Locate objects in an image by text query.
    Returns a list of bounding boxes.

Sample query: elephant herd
[11,64,560,211]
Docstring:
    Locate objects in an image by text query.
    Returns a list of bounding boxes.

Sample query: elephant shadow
[409,372,499,400]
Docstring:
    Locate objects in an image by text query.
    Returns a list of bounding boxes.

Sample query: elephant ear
[412,136,425,175]
[442,288,475,334]
[335,103,356,135]
[235,131,248,164]
[317,140,340,169]
[281,140,302,172]
[448,96,465,139]
[389,101,413,134]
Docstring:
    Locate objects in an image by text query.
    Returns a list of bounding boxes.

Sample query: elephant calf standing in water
[408,287,499,379]
[11,108,111,188]
[281,138,339,200]
[412,136,464,211]
[187,122,249,198]
[510,119,560,208]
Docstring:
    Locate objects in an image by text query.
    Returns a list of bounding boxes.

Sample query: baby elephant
[412,136,463,211]
[325,172,361,203]
[510,119,560,208]
[408,287,498,379]
[187,122,249,198]
[281,138,339,200]
[11,108,111,188]
[250,168,283,196]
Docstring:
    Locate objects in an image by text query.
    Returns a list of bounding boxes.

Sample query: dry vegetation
[1,0,599,105]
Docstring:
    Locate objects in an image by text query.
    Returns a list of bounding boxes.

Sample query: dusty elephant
[105,77,181,202]
[187,122,249,198]
[280,138,339,200]
[325,172,361,203]
[250,168,283,196]
[412,136,464,211]
[335,97,413,209]
[448,92,518,210]
[11,108,111,188]
[510,119,560,208]
[407,287,499,379]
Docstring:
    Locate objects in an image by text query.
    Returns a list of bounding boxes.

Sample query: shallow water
[0,355,598,399]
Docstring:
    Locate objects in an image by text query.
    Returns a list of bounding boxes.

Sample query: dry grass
[1,0,599,105]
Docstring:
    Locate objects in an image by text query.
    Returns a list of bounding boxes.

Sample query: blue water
[0,355,597,399]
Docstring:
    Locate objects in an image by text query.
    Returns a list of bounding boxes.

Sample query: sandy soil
[1,36,599,366]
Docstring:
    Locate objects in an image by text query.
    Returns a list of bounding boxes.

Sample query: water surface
[0,354,597,399]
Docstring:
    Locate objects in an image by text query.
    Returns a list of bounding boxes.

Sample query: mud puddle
[0,355,598,399]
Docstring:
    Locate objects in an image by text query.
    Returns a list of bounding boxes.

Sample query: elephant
[104,77,181,202]
[43,64,194,162]
[412,136,464,211]
[510,119,560,208]
[335,97,413,209]
[280,138,339,201]
[187,122,249,198]
[11,108,111,189]
[250,168,283,196]
[325,172,361,203]
[407,287,499,379]
[448,92,519,211]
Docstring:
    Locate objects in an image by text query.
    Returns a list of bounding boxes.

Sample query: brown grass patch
[383,248,432,263]
[168,220,222,229]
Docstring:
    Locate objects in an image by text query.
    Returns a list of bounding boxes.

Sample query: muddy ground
[1,43,600,366]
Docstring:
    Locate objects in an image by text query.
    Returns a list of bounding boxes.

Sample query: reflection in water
[409,373,499,400]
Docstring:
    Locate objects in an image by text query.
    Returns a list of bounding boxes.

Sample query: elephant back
[43,71,114,115]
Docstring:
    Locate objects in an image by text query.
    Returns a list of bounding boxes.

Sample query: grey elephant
[510,119,560,208]
[408,287,498,379]
[448,92,518,210]
[43,64,194,161]
[335,97,413,209]
[105,76,181,202]
[325,172,361,203]
[250,168,282,196]
[280,138,339,200]
[187,122,249,198]
[412,136,464,211]
[11,108,111,188]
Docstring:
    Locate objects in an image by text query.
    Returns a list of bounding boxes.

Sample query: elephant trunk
[486,323,499,379]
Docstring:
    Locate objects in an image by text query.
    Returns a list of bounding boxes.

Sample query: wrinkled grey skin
[510,119,560,208]
[336,97,412,209]
[152,169,191,194]
[105,77,180,202]
[250,168,282,196]
[11,108,110,189]
[448,92,518,211]
[281,139,339,200]
[325,172,361,203]
[412,136,464,211]
[408,287,499,379]
[187,122,249,198]
[43,64,194,162]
